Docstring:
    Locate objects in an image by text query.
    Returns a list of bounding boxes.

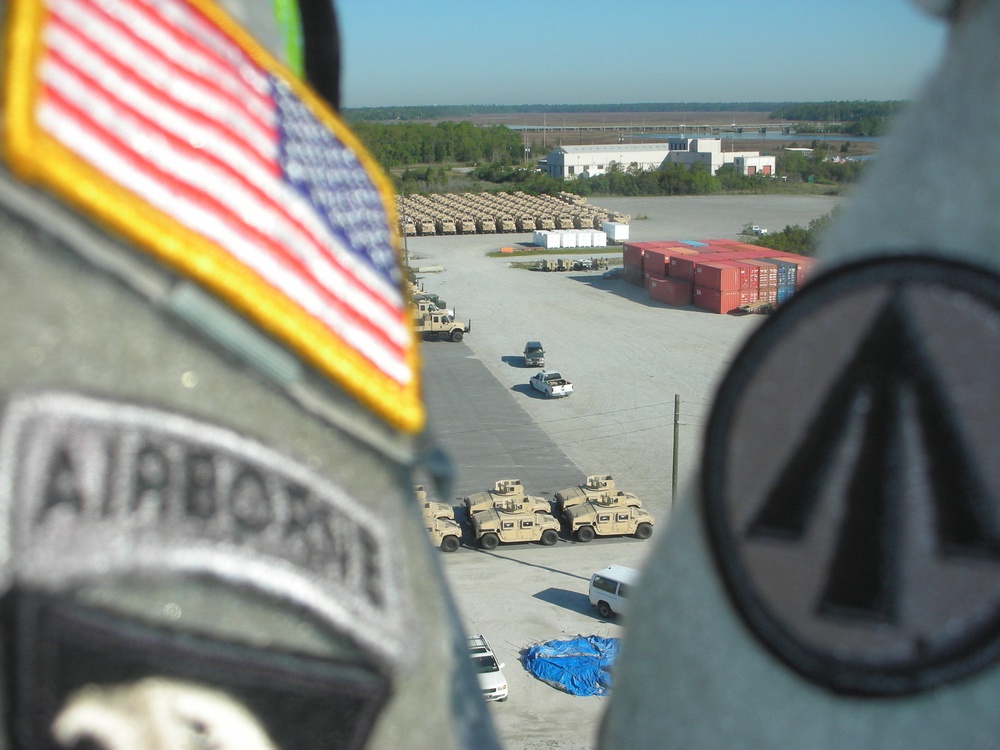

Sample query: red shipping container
[740,258,778,287]
[694,261,742,291]
[668,255,699,281]
[739,289,760,305]
[645,271,668,289]
[623,244,644,270]
[694,286,742,314]
[625,266,644,287]
[649,276,693,306]
[644,249,671,277]
[723,260,760,291]
[795,256,817,288]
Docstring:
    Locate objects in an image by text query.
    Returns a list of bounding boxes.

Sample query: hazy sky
[336,0,947,108]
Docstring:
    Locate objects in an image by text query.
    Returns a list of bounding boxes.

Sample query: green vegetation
[455,148,864,199]
[344,102,789,123]
[351,121,522,167]
[742,208,841,256]
[349,102,887,196]
[770,101,906,136]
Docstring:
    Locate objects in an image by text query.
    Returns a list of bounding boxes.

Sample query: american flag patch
[4,0,423,433]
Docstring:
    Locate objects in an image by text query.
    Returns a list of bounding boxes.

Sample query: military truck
[414,308,470,342]
[470,501,561,549]
[464,479,549,516]
[563,493,654,543]
[516,216,536,232]
[416,485,463,552]
[422,500,463,552]
[554,474,616,513]
[436,218,457,235]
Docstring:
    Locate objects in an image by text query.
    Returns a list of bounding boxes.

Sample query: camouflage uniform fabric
[0,0,499,747]
[600,1,1000,748]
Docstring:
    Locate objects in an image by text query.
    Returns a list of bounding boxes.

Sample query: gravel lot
[412,194,841,749]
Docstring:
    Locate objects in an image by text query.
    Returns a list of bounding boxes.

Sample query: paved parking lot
[414,194,841,749]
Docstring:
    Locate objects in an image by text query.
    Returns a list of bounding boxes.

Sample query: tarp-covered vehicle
[523,636,620,696]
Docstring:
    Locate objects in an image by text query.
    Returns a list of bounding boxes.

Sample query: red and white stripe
[37,0,411,385]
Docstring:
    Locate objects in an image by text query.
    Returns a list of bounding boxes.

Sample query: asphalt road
[413,194,842,750]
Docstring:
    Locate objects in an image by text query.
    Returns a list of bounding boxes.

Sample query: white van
[589,565,640,618]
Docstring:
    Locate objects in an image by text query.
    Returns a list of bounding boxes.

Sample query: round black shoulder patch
[703,255,1000,696]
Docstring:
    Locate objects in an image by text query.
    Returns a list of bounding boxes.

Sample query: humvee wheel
[451,330,464,342]
[539,529,559,546]
[441,535,460,552]
[480,533,500,550]
[576,526,595,543]
[597,601,613,619]
[635,523,653,540]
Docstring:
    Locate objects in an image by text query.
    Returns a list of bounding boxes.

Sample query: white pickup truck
[529,370,573,398]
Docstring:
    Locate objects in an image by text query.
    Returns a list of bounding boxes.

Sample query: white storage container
[603,222,630,242]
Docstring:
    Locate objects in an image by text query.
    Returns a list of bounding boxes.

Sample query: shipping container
[758,286,778,305]
[739,258,779,287]
[534,230,560,249]
[694,286,742,314]
[643,249,669,277]
[694,261,742,291]
[794,256,817,288]
[776,284,796,304]
[679,240,709,247]
[763,258,799,288]
[623,243,645,272]
[624,266,645,287]
[723,260,760,291]
[603,222,630,242]
[649,276,693,306]
[644,271,668,289]
[669,255,700,282]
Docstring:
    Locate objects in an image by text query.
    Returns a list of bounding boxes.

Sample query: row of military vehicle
[417,475,654,552]
[409,284,472,342]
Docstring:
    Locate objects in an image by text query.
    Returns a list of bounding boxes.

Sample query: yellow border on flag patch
[2,0,425,435]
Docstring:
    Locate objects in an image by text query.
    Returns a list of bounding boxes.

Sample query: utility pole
[672,394,680,509]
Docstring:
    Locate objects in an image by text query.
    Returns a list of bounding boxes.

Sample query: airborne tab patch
[3,0,422,433]
[0,391,410,668]
[702,256,1000,695]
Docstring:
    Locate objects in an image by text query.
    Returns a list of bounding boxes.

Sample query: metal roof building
[543,139,776,180]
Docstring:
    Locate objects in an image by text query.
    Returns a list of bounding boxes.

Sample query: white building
[542,139,776,180]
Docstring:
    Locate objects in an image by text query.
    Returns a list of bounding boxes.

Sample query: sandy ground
[411,194,842,749]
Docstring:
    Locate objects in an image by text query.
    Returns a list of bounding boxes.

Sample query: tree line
[745,208,842,256]
[351,121,523,167]
[344,102,788,123]
[770,100,907,136]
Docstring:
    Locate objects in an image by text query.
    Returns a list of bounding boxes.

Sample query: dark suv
[523,341,545,367]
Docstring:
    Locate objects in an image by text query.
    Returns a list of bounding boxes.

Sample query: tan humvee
[416,486,462,553]
[463,480,551,517]
[554,474,617,513]
[470,502,561,549]
[563,496,654,543]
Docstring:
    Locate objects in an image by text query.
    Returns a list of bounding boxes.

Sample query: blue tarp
[522,635,620,696]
